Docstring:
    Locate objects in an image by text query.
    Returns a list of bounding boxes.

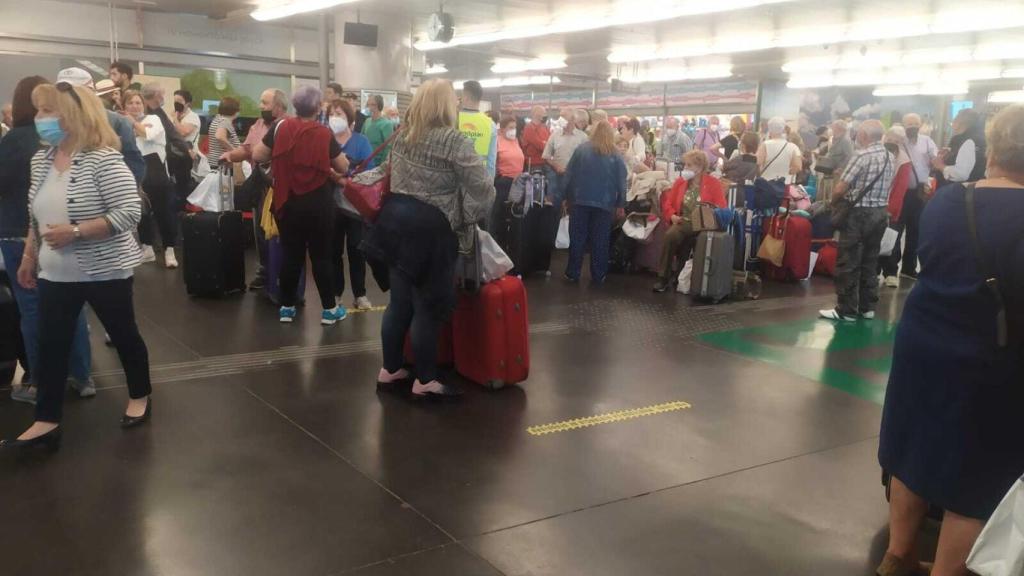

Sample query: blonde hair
[682,149,708,173]
[121,89,143,111]
[986,104,1024,174]
[403,79,457,144]
[32,84,120,152]
[729,116,745,134]
[590,121,616,155]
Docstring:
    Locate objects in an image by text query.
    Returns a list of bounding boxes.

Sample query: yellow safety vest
[458,110,494,159]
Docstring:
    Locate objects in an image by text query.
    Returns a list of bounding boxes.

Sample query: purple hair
[292,85,322,118]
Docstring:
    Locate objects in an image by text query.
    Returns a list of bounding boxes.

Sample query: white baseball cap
[56,67,95,90]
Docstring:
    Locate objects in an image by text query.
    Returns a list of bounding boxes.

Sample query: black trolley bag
[505,170,559,276]
[181,210,246,297]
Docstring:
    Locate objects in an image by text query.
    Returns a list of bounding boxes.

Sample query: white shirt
[943,139,977,183]
[761,138,801,184]
[135,114,167,164]
[179,110,201,149]
[904,134,937,187]
[33,167,131,282]
[542,128,588,169]
[628,135,647,164]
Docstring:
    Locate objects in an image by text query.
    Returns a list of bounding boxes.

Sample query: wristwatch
[72,225,82,241]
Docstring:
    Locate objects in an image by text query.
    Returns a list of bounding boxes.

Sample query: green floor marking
[699,318,897,405]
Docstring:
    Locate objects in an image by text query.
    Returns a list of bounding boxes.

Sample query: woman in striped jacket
[0,82,152,452]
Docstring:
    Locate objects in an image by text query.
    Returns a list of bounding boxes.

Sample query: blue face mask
[35,117,65,147]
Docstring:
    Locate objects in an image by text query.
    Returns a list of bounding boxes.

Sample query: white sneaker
[354,296,373,310]
[819,309,856,322]
[861,311,876,320]
[164,247,179,269]
[884,276,899,288]
[140,244,156,263]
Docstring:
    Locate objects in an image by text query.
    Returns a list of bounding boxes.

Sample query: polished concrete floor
[0,250,917,575]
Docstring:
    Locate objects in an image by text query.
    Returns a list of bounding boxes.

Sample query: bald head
[857,119,885,147]
[530,105,546,122]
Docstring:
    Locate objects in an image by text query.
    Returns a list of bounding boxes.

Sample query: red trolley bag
[761,199,812,282]
[451,234,530,389]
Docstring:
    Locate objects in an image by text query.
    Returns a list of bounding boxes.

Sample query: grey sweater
[389,127,495,253]
[816,134,854,174]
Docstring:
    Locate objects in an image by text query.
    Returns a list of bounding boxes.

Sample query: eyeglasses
[55,82,84,109]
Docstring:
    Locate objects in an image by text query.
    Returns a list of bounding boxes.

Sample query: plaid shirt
[839,142,895,208]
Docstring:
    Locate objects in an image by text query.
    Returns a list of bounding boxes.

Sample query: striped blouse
[28,147,143,276]
[207,115,240,169]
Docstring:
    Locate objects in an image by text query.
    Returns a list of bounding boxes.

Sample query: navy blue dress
[879,183,1024,519]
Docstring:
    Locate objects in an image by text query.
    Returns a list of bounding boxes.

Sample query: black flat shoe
[0,426,62,452]
[121,398,152,429]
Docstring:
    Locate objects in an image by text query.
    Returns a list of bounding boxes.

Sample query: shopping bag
[690,202,719,232]
[478,229,514,283]
[622,216,660,243]
[555,216,570,249]
[967,475,1024,576]
[676,259,693,294]
[186,172,222,212]
[879,226,899,257]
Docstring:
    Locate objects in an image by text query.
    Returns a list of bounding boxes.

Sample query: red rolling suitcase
[815,241,838,276]
[761,207,812,282]
[404,322,454,368]
[452,276,529,389]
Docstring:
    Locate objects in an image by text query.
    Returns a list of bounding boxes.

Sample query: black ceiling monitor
[344,22,379,48]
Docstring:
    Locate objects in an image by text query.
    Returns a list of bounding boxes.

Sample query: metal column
[318,14,330,88]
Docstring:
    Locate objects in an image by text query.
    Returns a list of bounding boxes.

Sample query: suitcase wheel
[486,380,505,390]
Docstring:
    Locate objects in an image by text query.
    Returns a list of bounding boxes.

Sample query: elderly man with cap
[56,67,145,185]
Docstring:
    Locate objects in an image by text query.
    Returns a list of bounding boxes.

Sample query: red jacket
[660,173,726,218]
[887,162,911,223]
[521,121,550,169]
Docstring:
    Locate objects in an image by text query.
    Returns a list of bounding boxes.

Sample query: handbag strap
[964,183,1009,347]
[761,142,788,175]
[354,128,402,174]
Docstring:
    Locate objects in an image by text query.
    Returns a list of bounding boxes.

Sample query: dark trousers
[168,153,193,212]
[381,267,442,383]
[35,278,150,423]
[658,221,698,280]
[835,207,889,316]
[138,155,177,248]
[277,187,336,309]
[566,205,614,281]
[880,190,924,277]
[489,176,514,241]
[332,210,367,299]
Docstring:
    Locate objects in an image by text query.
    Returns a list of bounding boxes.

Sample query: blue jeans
[0,240,91,383]
[566,205,614,282]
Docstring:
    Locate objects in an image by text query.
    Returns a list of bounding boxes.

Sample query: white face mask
[329,116,349,134]
[556,117,568,128]
[505,128,517,140]
[680,169,696,181]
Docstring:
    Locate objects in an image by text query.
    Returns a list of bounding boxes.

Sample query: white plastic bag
[191,151,211,182]
[967,476,1024,576]
[879,226,899,256]
[478,229,514,283]
[187,172,222,212]
[555,216,570,249]
[676,259,693,294]
[622,216,661,243]
[806,252,819,281]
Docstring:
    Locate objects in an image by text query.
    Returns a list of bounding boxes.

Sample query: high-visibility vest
[458,110,494,160]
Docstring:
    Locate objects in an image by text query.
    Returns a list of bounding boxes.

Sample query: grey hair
[767,116,786,137]
[292,85,322,118]
[860,119,885,142]
[831,119,848,133]
[573,109,589,124]
[884,125,907,146]
[902,112,921,126]
[271,89,289,112]
[141,83,163,100]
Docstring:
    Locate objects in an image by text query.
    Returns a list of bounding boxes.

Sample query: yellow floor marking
[527,401,692,436]
[348,305,388,314]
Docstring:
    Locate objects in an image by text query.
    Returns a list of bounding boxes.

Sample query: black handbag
[830,154,888,229]
[751,177,786,211]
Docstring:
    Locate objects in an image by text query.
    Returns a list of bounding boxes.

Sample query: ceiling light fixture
[609,5,1024,64]
[251,0,363,22]
[452,76,561,90]
[783,44,1024,73]
[873,83,970,97]
[615,65,733,84]
[415,0,794,51]
[424,64,449,75]
[490,58,567,75]
[1002,67,1024,78]
[988,89,1024,102]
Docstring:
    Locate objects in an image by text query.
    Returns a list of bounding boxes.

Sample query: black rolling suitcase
[0,278,21,385]
[181,211,246,297]
[504,170,558,276]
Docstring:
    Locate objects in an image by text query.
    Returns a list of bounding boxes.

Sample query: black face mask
[884,142,899,155]
[905,127,919,140]
[173,102,185,113]
[261,110,274,123]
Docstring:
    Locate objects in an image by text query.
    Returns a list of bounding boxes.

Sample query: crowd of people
[0,60,1021,576]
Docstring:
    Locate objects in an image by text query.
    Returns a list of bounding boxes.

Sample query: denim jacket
[561,142,627,212]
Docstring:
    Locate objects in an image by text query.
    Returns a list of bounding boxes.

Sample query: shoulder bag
[342,129,402,223]
[964,183,1019,348]
[830,152,888,229]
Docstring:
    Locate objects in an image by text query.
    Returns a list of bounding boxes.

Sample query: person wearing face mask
[521,105,550,171]
[694,115,723,167]
[542,108,589,206]
[327,97,374,311]
[933,108,987,185]
[659,117,694,163]
[172,90,201,153]
[493,114,526,239]
[714,116,745,161]
[0,82,151,452]
[207,96,241,170]
[363,93,396,167]
[652,150,726,293]
[896,113,938,280]
[878,126,913,288]
[124,90,177,268]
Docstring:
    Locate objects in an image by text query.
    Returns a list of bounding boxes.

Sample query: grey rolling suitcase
[690,231,733,303]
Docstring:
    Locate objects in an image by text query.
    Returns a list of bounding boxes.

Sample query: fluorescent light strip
[874,83,970,97]
[415,0,794,51]
[453,76,561,90]
[1003,68,1024,78]
[615,65,734,84]
[988,90,1024,103]
[424,64,449,75]
[789,63,1008,89]
[251,0,362,21]
[491,58,567,75]
[608,5,1024,64]
[784,44,1024,73]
